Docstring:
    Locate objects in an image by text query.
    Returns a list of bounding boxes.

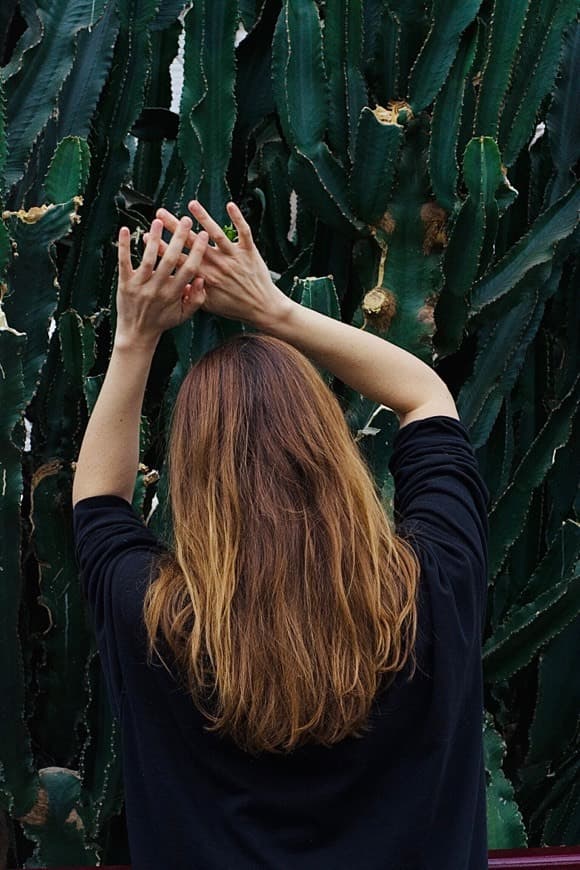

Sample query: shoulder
[388,413,488,497]
[388,414,490,597]
[73,494,164,552]
[73,494,167,622]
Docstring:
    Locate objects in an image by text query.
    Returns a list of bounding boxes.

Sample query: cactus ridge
[484,715,528,848]
[472,0,531,141]
[499,0,578,167]
[407,0,483,113]
[428,22,479,213]
[488,374,579,576]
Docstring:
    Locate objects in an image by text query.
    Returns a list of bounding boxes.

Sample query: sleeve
[72,494,167,718]
[388,415,491,633]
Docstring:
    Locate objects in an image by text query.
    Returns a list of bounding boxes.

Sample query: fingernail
[181,216,192,227]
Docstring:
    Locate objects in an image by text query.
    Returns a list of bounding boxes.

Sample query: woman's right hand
[148,200,292,330]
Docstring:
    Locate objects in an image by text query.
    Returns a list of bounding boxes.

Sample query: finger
[156,207,198,251]
[173,231,209,287]
[144,233,188,267]
[155,206,228,263]
[153,216,193,283]
[118,227,133,282]
[182,277,205,308]
[138,219,163,277]
[188,200,236,255]
[144,234,220,272]
[226,201,254,249]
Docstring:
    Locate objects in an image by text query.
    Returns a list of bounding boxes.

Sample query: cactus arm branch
[71,341,156,507]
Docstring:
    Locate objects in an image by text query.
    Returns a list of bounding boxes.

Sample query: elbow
[397,386,459,429]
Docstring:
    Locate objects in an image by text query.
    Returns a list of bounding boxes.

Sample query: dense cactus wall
[0,0,578,864]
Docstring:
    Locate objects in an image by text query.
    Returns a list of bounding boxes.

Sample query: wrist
[254,290,296,335]
[113,331,160,355]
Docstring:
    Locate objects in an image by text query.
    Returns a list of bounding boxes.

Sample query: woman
[72,200,490,869]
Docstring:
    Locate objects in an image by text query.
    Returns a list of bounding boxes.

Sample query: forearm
[72,338,157,507]
[262,297,456,420]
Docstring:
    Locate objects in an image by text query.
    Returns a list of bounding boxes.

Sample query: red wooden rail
[15,849,580,869]
[488,847,580,867]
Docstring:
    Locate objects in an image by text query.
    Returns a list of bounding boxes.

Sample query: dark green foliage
[0,0,578,863]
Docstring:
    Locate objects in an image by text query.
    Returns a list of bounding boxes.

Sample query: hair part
[143,333,420,755]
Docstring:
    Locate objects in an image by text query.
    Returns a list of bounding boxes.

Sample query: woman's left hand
[114,216,209,350]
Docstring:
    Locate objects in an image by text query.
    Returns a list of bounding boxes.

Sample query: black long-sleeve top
[73,415,490,869]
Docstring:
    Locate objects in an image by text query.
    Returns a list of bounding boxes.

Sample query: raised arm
[153,200,458,429]
[261,298,457,428]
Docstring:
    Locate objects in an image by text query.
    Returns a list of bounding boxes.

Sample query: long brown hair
[143,333,420,755]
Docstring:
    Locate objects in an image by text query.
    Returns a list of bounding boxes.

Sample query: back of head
[144,333,419,755]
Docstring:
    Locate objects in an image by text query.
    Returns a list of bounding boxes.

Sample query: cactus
[0,324,39,821]
[1,0,579,862]
[3,0,108,190]
[484,713,527,848]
